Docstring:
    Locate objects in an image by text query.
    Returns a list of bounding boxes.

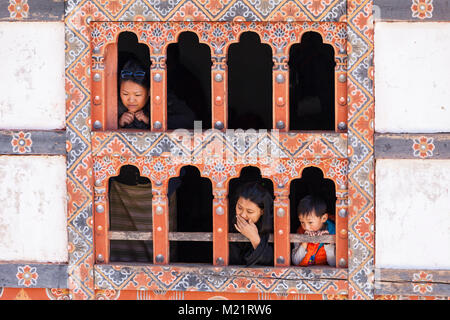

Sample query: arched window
[228,166,274,266]
[289,166,336,234]
[289,31,336,131]
[169,165,213,263]
[228,32,273,130]
[166,32,212,130]
[109,165,153,262]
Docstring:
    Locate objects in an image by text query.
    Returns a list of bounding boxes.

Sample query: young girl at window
[118,59,150,129]
[229,182,274,266]
[291,195,336,267]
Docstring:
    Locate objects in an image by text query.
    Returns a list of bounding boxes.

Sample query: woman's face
[235,197,263,224]
[120,80,149,113]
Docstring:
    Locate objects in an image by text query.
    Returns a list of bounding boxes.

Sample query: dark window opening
[109,165,153,263]
[167,32,212,130]
[289,31,335,131]
[169,166,213,263]
[117,32,151,130]
[289,166,336,234]
[228,32,273,130]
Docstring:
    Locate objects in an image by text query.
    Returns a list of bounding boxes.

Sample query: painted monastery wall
[0,0,448,300]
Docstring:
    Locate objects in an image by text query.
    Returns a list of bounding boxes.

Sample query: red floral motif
[172,2,208,21]
[8,0,29,19]
[270,2,308,22]
[11,132,32,153]
[156,269,177,285]
[412,271,433,294]
[65,78,84,116]
[98,0,127,16]
[303,140,333,158]
[74,155,93,190]
[67,180,88,218]
[16,266,38,287]
[347,82,368,119]
[106,137,133,157]
[412,136,435,159]
[354,104,374,142]
[205,0,225,15]
[70,53,90,90]
[302,0,332,16]
[354,208,374,247]
[411,0,433,20]
[68,1,108,40]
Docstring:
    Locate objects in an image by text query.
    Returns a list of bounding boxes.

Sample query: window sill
[94,263,347,295]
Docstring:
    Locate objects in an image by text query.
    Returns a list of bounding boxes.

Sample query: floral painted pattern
[412,136,435,158]
[412,271,433,294]
[8,0,29,19]
[411,0,433,19]
[11,132,32,154]
[16,266,38,287]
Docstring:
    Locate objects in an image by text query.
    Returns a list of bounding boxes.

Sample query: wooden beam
[375,133,450,159]
[374,0,450,21]
[109,231,335,243]
[375,268,450,297]
[0,130,66,155]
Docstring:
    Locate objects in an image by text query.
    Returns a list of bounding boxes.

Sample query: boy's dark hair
[119,58,150,89]
[297,195,327,218]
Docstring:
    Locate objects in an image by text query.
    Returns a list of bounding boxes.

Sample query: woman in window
[229,182,274,266]
[118,58,150,129]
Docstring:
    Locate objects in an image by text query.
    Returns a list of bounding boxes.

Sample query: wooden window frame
[90,21,347,132]
[90,21,349,294]
[93,156,348,267]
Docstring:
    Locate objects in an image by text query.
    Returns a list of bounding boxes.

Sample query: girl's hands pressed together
[119,111,135,127]
[134,110,149,124]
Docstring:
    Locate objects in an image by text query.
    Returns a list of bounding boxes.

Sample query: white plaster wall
[375,159,450,269]
[0,156,68,262]
[0,22,65,130]
[374,22,450,133]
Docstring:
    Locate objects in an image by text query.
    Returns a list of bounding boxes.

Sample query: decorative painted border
[375,269,450,297]
[374,0,450,21]
[91,132,348,158]
[0,263,68,289]
[0,0,64,21]
[94,264,348,295]
[375,133,450,159]
[0,130,66,155]
[63,0,375,300]
[346,0,374,300]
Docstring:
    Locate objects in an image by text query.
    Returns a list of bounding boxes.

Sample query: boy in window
[291,195,336,267]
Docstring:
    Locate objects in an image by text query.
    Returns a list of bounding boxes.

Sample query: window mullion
[150,52,166,131]
[335,184,348,268]
[213,188,228,266]
[152,181,169,264]
[274,184,290,266]
[273,61,289,131]
[212,57,226,131]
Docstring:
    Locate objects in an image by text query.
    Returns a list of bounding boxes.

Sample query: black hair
[119,58,150,90]
[297,194,327,218]
[233,181,274,235]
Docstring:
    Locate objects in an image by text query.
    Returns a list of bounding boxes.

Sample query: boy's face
[120,80,149,113]
[299,211,328,232]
